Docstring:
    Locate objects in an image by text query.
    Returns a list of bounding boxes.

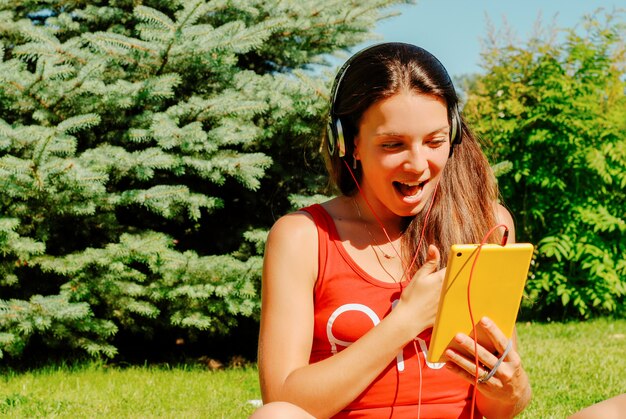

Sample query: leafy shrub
[463,11,626,319]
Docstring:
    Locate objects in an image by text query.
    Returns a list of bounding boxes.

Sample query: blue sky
[352,0,623,78]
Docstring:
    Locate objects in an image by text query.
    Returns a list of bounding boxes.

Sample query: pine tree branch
[45,60,107,117]
[154,1,204,76]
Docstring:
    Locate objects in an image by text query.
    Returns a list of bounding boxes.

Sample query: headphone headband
[326,43,463,158]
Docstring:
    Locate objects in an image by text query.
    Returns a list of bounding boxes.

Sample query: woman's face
[354,91,451,219]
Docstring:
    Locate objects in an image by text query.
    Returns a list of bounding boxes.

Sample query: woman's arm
[258,212,444,418]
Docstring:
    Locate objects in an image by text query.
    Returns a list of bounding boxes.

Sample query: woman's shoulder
[268,210,317,244]
[267,196,349,246]
[495,204,513,226]
[270,198,341,232]
[495,203,516,240]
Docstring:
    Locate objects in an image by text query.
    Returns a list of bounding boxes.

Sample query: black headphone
[326,43,463,158]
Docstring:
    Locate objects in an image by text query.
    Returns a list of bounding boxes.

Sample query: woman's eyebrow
[375,125,450,137]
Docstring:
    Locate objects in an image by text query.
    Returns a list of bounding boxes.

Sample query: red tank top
[302,204,478,418]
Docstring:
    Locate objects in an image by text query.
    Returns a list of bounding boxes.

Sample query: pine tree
[0,0,410,360]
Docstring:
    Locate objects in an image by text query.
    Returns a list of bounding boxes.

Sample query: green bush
[463,11,626,319]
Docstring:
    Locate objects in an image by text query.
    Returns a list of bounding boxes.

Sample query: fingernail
[481,317,491,326]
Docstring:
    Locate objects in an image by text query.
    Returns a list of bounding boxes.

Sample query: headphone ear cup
[326,116,346,158]
[327,118,337,156]
[335,118,346,158]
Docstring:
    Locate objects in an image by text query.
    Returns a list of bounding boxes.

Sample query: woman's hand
[393,244,446,340]
[443,317,531,417]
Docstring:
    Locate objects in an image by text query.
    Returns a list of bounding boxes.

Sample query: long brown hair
[324,43,501,272]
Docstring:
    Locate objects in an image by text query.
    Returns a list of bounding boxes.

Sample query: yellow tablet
[427,243,534,363]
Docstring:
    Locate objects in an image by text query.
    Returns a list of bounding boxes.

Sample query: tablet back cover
[427,243,534,363]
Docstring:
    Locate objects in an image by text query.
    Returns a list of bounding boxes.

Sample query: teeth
[394,181,423,197]
[397,181,424,188]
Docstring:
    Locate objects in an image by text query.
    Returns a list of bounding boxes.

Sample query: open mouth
[393,180,427,198]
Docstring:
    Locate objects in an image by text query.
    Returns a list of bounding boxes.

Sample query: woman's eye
[381,142,402,149]
[427,137,448,147]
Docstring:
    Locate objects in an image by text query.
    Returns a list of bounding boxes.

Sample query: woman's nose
[402,146,428,173]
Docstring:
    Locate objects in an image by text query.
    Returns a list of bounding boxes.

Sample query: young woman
[252,43,531,418]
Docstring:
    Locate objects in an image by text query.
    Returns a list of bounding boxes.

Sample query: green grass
[517,317,626,418]
[0,364,260,418]
[1,318,624,418]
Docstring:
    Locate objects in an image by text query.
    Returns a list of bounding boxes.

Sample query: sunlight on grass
[517,318,626,418]
[1,364,260,418]
[1,318,624,418]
